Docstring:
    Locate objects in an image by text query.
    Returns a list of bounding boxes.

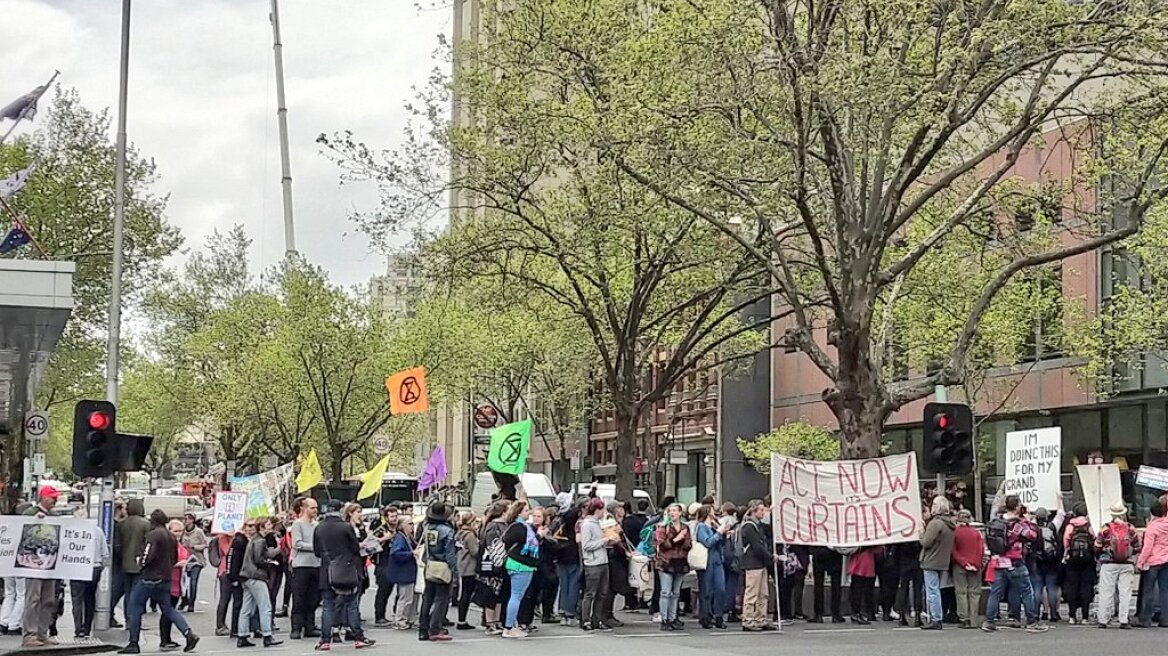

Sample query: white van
[571,483,655,512]
[470,472,557,512]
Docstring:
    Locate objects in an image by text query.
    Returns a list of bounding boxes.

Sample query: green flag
[487,418,532,475]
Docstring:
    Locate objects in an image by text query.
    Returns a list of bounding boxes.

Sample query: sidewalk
[0,634,117,656]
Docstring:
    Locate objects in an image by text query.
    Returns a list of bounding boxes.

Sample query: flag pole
[96,0,131,633]
[269,0,296,257]
[0,70,60,147]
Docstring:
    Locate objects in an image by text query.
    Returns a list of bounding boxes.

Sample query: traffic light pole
[96,0,132,633]
[934,385,947,495]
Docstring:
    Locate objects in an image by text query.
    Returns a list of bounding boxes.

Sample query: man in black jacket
[313,501,373,650]
[119,511,199,654]
[739,501,775,632]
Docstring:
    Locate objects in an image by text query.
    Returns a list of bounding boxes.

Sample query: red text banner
[769,452,923,547]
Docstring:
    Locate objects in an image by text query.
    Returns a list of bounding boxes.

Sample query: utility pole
[269,0,296,256]
[96,0,131,633]
[934,384,947,496]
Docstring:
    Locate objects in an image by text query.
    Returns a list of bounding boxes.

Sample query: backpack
[1067,524,1095,564]
[986,517,1011,556]
[479,537,506,573]
[1033,525,1060,563]
[728,527,745,573]
[208,538,222,568]
[1106,523,1134,564]
[636,518,660,558]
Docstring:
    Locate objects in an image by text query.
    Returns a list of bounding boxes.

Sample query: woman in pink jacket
[1136,502,1168,628]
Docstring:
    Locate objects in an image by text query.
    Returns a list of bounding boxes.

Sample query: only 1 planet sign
[0,516,101,581]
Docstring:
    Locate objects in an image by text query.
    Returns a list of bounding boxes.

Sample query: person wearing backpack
[981,495,1047,633]
[1061,502,1095,624]
[1094,502,1142,629]
[1028,507,1065,623]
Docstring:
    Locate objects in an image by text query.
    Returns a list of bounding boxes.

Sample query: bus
[307,472,418,509]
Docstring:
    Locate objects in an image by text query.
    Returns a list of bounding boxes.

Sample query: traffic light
[73,400,117,477]
[922,402,974,476]
[71,400,154,477]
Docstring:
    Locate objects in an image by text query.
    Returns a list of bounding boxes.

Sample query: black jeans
[290,567,320,633]
[877,557,899,617]
[518,569,555,626]
[813,559,843,619]
[1063,562,1095,621]
[69,580,97,636]
[457,575,476,623]
[418,582,452,636]
[896,569,924,617]
[216,574,244,634]
[850,576,875,618]
[581,564,610,627]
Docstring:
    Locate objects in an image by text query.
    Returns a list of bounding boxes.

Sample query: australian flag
[1,85,47,122]
[0,225,31,254]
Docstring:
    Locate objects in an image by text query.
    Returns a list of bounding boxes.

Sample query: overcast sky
[0,0,449,287]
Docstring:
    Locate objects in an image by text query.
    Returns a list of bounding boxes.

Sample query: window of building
[1019,265,1064,362]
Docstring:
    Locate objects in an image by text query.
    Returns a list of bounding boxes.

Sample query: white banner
[770,452,923,547]
[0,516,100,581]
[1003,427,1062,510]
[210,491,248,535]
[230,462,294,518]
[1077,463,1123,531]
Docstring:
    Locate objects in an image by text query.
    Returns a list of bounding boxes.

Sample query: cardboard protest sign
[210,491,248,534]
[1077,463,1122,531]
[1002,427,1062,509]
[0,516,101,581]
[770,452,923,547]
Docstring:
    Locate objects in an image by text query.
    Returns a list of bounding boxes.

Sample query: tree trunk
[329,442,345,481]
[614,405,638,500]
[825,330,889,459]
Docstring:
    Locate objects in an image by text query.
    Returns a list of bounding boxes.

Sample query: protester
[1062,502,1095,624]
[374,505,416,630]
[160,520,192,651]
[120,510,199,655]
[738,500,774,632]
[238,518,283,648]
[1136,501,1168,628]
[693,505,728,629]
[501,501,542,638]
[417,502,457,643]
[474,501,510,635]
[21,487,62,648]
[264,518,289,627]
[1027,507,1064,623]
[950,510,984,629]
[846,545,880,625]
[981,495,1046,633]
[114,498,149,628]
[70,513,109,638]
[519,504,558,632]
[180,513,208,613]
[809,547,844,624]
[548,494,582,625]
[454,511,480,630]
[314,500,373,651]
[1095,501,1141,629]
[580,498,615,632]
[893,539,924,627]
[289,497,321,640]
[919,496,956,630]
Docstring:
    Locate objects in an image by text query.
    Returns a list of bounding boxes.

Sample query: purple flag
[417,445,448,492]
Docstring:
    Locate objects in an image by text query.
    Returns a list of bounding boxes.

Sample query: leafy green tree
[1,88,179,481]
[392,0,1168,462]
[738,421,840,473]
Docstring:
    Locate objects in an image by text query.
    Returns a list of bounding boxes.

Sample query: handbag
[419,528,453,585]
[687,541,708,571]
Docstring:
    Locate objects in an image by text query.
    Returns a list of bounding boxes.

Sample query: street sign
[669,449,689,465]
[31,453,46,476]
[570,450,581,471]
[373,437,392,455]
[473,434,491,446]
[473,404,499,429]
[24,411,48,439]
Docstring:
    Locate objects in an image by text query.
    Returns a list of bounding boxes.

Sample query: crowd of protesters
[1,484,1166,651]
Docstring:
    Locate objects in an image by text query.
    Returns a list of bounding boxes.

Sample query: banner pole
[772,559,783,633]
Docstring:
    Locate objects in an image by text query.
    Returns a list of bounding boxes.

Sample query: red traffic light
[935,413,951,429]
[87,411,111,431]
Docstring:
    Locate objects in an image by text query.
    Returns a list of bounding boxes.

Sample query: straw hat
[1108,501,1127,517]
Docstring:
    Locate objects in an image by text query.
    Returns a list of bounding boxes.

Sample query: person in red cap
[20,486,60,647]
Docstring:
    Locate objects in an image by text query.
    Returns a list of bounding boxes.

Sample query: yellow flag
[357,455,390,501]
[296,449,324,493]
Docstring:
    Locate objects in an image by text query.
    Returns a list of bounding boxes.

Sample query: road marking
[803,628,876,634]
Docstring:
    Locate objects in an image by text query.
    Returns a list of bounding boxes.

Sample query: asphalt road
[25,573,1165,656]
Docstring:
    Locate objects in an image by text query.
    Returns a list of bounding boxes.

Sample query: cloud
[0,0,449,286]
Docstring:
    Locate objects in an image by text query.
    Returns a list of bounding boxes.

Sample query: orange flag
[386,366,429,415]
